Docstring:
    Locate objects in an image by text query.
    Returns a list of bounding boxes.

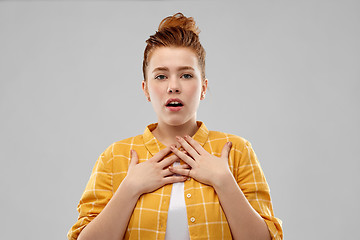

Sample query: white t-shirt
[164,161,190,240]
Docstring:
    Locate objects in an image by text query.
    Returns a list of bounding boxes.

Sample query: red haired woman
[68,13,283,240]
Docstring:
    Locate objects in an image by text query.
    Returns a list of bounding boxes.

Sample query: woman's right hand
[123,147,187,197]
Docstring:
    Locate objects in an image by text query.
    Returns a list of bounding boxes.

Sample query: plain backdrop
[0,1,359,239]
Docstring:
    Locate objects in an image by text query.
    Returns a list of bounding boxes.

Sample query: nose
[167,78,181,94]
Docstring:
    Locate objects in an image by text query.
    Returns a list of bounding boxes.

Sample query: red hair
[142,13,206,81]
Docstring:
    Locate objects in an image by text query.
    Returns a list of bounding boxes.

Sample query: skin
[142,47,208,146]
[170,136,271,240]
[78,46,271,240]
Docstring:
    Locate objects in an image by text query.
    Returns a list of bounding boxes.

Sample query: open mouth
[166,101,183,107]
[165,99,184,111]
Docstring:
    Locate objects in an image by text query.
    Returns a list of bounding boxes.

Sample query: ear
[200,78,208,100]
[142,80,151,101]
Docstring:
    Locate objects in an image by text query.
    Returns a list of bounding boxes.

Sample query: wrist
[119,176,142,199]
[212,170,236,192]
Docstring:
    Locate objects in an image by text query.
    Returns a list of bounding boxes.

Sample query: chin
[162,116,194,127]
[165,120,187,127]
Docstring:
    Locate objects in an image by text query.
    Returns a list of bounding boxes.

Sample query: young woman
[68,13,283,240]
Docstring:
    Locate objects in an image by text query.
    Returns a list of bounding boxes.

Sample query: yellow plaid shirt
[68,122,283,239]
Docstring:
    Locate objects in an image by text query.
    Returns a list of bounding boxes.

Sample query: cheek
[148,85,164,102]
[187,83,202,100]
[192,81,202,94]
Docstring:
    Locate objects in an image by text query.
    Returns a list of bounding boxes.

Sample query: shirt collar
[143,121,209,156]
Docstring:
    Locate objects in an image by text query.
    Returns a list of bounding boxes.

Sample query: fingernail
[170,145,175,150]
[227,142,232,147]
[130,149,134,156]
[176,136,181,141]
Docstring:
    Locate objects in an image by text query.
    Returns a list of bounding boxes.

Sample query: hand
[169,136,233,188]
[123,147,187,197]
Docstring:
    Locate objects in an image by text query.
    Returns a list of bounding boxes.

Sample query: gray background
[0,1,359,239]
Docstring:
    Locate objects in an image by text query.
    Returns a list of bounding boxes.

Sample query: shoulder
[106,134,144,156]
[208,130,251,150]
[96,134,144,171]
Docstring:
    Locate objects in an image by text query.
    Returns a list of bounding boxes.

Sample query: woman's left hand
[169,135,233,188]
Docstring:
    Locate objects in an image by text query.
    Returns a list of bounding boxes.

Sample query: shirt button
[190,217,195,223]
[186,193,191,198]
[187,177,191,181]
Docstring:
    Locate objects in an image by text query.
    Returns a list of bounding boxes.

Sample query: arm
[72,147,186,240]
[212,166,271,240]
[170,136,273,240]
[77,177,139,240]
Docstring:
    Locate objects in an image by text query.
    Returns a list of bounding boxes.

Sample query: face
[142,47,207,127]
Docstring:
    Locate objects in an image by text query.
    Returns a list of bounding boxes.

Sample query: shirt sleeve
[236,140,283,240]
[67,144,114,240]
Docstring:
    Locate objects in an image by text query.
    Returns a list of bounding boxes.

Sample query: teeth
[167,101,182,106]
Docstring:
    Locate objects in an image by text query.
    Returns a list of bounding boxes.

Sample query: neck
[152,119,199,147]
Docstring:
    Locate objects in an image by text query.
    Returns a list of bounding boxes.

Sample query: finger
[162,167,175,177]
[129,150,139,167]
[184,135,208,155]
[221,142,232,160]
[176,136,200,159]
[170,145,195,168]
[169,166,191,177]
[163,162,190,176]
[176,164,191,169]
[163,175,187,185]
[181,150,188,155]
[150,147,172,163]
[158,154,179,169]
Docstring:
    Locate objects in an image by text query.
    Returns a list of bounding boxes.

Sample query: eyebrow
[152,66,195,73]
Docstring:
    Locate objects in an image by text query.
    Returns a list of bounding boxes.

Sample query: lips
[165,98,184,112]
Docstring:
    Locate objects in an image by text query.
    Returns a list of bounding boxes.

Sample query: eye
[181,74,193,79]
[155,74,166,80]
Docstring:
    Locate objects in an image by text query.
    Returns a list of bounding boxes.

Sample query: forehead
[147,47,199,71]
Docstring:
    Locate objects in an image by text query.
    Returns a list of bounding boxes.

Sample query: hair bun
[158,12,200,35]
